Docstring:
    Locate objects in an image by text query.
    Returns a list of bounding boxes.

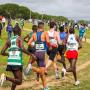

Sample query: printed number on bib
[36,43,44,50]
[9,50,20,58]
[69,43,76,48]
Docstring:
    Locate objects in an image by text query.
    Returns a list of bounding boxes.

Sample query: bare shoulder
[17,36,22,41]
[6,39,11,47]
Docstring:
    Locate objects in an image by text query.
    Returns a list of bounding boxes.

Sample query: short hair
[49,21,56,28]
[59,26,64,32]
[38,22,44,28]
[13,23,21,36]
[69,28,75,34]
[32,25,38,32]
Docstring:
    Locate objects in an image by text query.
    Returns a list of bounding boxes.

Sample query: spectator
[2,17,6,28]
[19,18,24,29]
[6,23,13,39]
[0,20,2,38]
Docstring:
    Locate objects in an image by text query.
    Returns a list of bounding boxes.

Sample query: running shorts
[66,50,78,59]
[47,48,58,61]
[58,45,66,55]
[35,51,45,67]
[6,65,23,72]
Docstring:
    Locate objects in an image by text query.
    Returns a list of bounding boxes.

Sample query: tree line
[0,3,68,22]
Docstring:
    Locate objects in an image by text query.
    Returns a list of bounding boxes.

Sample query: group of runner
[0,21,82,90]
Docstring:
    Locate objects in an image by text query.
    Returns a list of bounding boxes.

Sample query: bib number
[9,50,20,59]
[69,43,75,48]
[36,43,44,50]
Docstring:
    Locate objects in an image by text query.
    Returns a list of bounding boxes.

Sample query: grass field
[0,21,90,90]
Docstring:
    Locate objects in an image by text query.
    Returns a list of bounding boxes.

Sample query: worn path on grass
[0,58,90,90]
[0,31,90,90]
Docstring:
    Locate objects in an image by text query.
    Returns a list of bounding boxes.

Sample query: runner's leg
[6,70,22,90]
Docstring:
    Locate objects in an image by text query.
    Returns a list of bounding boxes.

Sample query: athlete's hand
[49,47,52,50]
[31,54,37,60]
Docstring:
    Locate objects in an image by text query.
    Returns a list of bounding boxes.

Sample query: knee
[40,69,45,75]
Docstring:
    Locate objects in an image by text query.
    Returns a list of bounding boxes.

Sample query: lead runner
[62,28,82,85]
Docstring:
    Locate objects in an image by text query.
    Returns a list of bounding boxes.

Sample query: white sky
[0,0,90,20]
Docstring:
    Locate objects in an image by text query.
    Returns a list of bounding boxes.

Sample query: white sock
[55,69,59,76]
[27,63,32,70]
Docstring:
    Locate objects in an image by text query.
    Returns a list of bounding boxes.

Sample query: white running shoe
[0,73,6,86]
[55,75,60,79]
[61,68,66,79]
[75,80,80,86]
[24,64,32,75]
[43,87,50,90]
[23,72,27,80]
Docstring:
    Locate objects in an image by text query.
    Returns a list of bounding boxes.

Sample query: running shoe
[23,72,27,80]
[24,64,32,75]
[56,75,60,79]
[61,68,66,79]
[0,73,6,86]
[55,68,60,79]
[75,80,80,86]
[43,87,50,90]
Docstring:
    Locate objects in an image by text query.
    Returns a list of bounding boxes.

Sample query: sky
[0,0,90,20]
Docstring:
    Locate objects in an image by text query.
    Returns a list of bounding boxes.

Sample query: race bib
[9,50,20,59]
[50,39,57,45]
[69,43,76,48]
[36,43,44,50]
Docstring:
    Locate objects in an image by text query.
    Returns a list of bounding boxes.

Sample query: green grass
[0,21,90,90]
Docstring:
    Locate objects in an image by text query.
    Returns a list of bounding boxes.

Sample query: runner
[2,16,6,28]
[23,25,37,80]
[79,24,86,47]
[57,26,67,69]
[26,22,50,90]
[0,20,2,38]
[6,22,13,39]
[0,22,35,90]
[83,24,88,42]
[62,28,82,85]
[19,18,24,29]
[46,21,60,79]
[24,25,37,54]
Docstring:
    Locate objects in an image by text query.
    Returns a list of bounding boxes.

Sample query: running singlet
[35,32,46,51]
[29,32,35,46]
[60,32,67,40]
[79,27,85,38]
[8,35,23,66]
[48,31,58,47]
[66,34,78,51]
[29,32,33,39]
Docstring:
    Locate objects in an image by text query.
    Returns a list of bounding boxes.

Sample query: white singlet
[48,31,58,46]
[66,34,78,51]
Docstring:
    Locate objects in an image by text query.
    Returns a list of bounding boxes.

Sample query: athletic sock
[55,68,59,79]
[27,63,32,70]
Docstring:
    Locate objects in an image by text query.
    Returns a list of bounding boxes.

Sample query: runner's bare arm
[28,34,34,46]
[19,37,37,60]
[45,32,50,44]
[23,34,29,43]
[1,39,10,56]
[18,37,31,55]
[57,32,61,44]
[63,34,68,45]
